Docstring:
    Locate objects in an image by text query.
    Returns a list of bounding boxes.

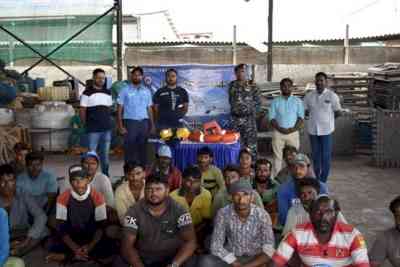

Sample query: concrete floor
[22,154,400,267]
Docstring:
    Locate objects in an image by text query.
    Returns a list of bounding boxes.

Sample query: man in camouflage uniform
[228,64,262,159]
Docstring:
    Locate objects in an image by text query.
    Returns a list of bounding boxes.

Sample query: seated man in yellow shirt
[197,147,225,198]
[170,165,212,249]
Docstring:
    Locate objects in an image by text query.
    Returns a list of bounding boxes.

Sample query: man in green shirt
[254,159,280,228]
[212,165,263,218]
[197,147,225,198]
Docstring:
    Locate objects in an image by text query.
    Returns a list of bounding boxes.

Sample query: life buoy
[221,131,240,143]
[204,134,223,143]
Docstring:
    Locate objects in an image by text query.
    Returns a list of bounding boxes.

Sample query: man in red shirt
[273,195,370,267]
[146,145,182,191]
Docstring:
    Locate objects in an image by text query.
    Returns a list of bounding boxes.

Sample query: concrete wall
[255,64,373,85]
[125,45,400,65]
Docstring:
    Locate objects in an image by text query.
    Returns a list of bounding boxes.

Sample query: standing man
[269,78,304,176]
[229,64,262,159]
[304,72,342,182]
[117,66,155,166]
[115,174,197,267]
[80,68,113,176]
[273,196,370,267]
[199,180,275,267]
[153,68,189,130]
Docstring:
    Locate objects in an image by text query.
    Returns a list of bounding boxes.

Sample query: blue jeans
[309,134,332,183]
[124,119,149,166]
[88,130,111,176]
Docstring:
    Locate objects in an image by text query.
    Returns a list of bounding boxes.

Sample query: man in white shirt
[303,72,342,183]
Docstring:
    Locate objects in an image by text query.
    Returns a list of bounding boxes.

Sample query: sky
[122,0,400,44]
[1,0,398,45]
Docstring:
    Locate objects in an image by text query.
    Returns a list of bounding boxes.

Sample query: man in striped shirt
[273,195,370,267]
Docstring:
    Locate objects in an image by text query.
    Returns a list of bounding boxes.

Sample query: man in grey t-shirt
[369,195,400,267]
[113,174,197,267]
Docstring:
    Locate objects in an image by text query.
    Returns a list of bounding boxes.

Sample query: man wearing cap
[212,165,263,218]
[61,151,116,223]
[146,145,182,191]
[198,180,275,267]
[115,174,197,267]
[170,166,212,247]
[277,153,328,226]
[48,165,113,263]
[273,196,369,267]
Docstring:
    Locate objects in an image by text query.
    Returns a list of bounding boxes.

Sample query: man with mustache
[273,195,370,267]
[116,174,197,267]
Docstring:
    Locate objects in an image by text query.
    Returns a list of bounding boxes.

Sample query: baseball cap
[157,145,172,158]
[81,151,99,162]
[292,153,311,166]
[229,180,253,195]
[69,164,88,181]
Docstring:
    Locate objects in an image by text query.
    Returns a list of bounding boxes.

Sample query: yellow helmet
[160,128,173,141]
[176,127,190,140]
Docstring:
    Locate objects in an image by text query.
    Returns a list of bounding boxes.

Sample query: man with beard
[277,153,327,226]
[80,68,113,176]
[269,78,304,177]
[282,178,320,236]
[115,161,146,225]
[153,68,189,130]
[304,72,343,182]
[115,174,197,267]
[146,145,182,191]
[229,64,262,160]
[273,195,370,267]
[170,166,212,246]
[17,151,57,214]
[198,180,275,267]
[117,66,155,166]
[212,165,263,218]
[369,195,400,267]
[0,164,47,257]
[254,159,280,227]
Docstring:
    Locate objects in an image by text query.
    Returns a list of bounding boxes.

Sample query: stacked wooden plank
[368,63,400,110]
[327,73,370,108]
[373,108,400,168]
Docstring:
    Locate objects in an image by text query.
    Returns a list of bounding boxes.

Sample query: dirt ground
[22,154,400,267]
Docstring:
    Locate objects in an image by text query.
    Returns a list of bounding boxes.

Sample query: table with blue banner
[149,139,241,171]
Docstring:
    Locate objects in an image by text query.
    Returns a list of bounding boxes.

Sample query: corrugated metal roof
[125,40,248,47]
[125,33,400,47]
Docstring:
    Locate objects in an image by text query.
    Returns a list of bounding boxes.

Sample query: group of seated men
[0,144,399,267]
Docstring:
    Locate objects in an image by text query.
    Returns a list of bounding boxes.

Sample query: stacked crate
[368,63,400,110]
